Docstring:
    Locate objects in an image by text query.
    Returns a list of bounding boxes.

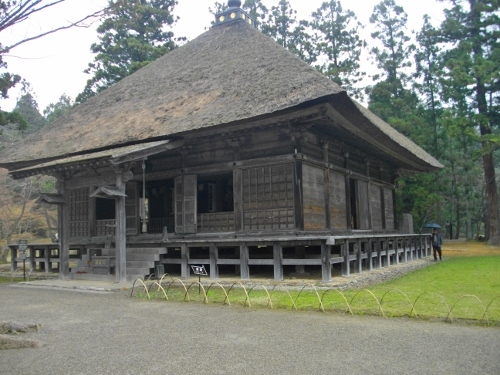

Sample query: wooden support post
[294,160,304,231]
[355,240,362,274]
[385,240,391,267]
[233,168,243,232]
[323,142,331,230]
[209,244,219,279]
[44,247,51,273]
[367,239,373,271]
[394,239,400,265]
[415,237,422,259]
[295,245,306,274]
[181,244,190,278]
[59,180,70,280]
[240,244,250,280]
[10,246,16,272]
[376,239,382,269]
[28,246,35,271]
[341,240,350,277]
[115,172,127,283]
[321,243,332,282]
[403,238,408,263]
[88,186,96,237]
[409,238,414,261]
[273,242,283,281]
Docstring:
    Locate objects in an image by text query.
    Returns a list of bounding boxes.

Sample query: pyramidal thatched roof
[0,19,442,172]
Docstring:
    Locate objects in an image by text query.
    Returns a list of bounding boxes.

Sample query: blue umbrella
[424,223,441,229]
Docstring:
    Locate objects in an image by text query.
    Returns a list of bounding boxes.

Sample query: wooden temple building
[1,1,442,282]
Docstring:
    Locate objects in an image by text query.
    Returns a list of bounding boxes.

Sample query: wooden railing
[96,220,116,236]
[197,212,235,233]
[148,217,174,234]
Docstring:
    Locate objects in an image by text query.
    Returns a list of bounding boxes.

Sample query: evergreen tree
[242,0,268,30]
[438,0,499,244]
[14,91,45,133]
[262,0,295,48]
[262,0,315,63]
[413,15,447,227]
[43,94,74,123]
[369,0,415,92]
[415,15,445,157]
[208,1,227,17]
[310,0,366,98]
[76,0,182,104]
[367,0,418,136]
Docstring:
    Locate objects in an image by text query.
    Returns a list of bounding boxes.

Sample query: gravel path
[1,281,499,375]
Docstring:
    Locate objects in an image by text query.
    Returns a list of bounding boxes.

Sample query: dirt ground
[442,240,500,257]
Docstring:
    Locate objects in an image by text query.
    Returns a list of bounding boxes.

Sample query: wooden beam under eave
[324,103,429,172]
[36,194,66,205]
[115,171,127,283]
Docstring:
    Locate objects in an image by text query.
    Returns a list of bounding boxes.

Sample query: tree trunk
[470,0,499,245]
[482,153,499,244]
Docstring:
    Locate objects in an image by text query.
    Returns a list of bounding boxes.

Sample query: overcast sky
[1,0,446,111]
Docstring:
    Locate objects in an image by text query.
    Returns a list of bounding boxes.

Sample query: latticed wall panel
[242,164,295,230]
[69,188,90,237]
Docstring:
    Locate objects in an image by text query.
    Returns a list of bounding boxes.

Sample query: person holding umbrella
[431,228,443,261]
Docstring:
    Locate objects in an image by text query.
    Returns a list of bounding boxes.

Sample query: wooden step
[127,254,160,261]
[70,273,114,281]
[126,261,153,268]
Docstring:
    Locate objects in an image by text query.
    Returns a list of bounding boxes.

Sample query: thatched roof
[0,18,442,172]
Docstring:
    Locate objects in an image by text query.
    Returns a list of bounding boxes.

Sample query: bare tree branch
[0,1,110,54]
[0,7,108,54]
[0,1,65,33]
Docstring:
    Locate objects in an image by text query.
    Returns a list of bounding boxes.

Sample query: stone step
[126,267,152,276]
[127,254,160,261]
[70,266,92,273]
[126,261,152,268]
[70,273,114,282]
[105,248,167,255]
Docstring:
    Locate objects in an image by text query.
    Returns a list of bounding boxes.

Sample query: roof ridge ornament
[214,0,255,28]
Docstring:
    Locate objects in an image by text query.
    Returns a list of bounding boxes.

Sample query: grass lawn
[141,241,500,325]
[344,256,500,323]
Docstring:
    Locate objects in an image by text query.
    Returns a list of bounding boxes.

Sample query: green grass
[343,256,500,322]
[139,256,500,325]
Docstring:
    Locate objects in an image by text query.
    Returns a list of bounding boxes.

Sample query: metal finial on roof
[214,0,255,28]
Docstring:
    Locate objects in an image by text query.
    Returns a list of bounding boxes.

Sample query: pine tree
[262,0,297,49]
[309,0,365,98]
[43,94,74,123]
[438,0,500,244]
[367,0,418,135]
[14,92,46,133]
[242,0,268,30]
[261,0,315,64]
[76,0,182,104]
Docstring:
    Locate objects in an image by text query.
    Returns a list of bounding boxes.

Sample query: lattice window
[242,164,295,230]
[384,188,395,230]
[69,188,89,237]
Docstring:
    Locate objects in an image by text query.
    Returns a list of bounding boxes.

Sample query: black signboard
[18,240,28,252]
[191,265,208,276]
[18,240,28,280]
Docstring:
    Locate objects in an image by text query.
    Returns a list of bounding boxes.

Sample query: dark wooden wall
[66,123,399,240]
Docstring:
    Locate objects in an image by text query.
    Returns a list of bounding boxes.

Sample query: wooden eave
[90,186,127,199]
[8,139,184,180]
[35,193,66,205]
[323,98,443,172]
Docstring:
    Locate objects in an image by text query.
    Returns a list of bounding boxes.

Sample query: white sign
[18,240,28,252]
[191,265,208,276]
